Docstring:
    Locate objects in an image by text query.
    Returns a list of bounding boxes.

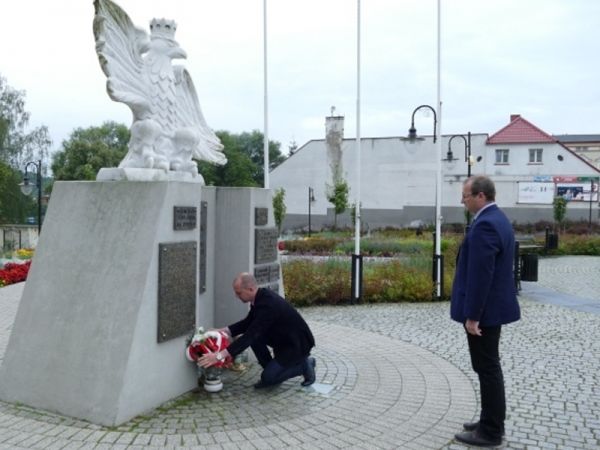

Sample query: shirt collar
[472,202,496,222]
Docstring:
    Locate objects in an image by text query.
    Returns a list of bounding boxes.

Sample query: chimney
[510,114,521,122]
[325,110,344,182]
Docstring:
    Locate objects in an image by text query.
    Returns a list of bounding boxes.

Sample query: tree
[51,122,129,181]
[350,201,361,229]
[236,130,287,185]
[326,178,349,229]
[0,161,33,224]
[272,188,286,235]
[198,130,286,187]
[197,131,258,187]
[0,75,51,169]
[553,196,567,233]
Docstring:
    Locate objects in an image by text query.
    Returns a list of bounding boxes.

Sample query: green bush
[282,259,350,306]
[555,235,600,255]
[334,238,432,256]
[282,257,456,305]
[283,237,341,254]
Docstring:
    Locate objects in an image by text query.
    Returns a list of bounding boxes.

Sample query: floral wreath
[185,327,233,368]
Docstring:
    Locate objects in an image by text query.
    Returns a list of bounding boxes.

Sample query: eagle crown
[149,18,177,39]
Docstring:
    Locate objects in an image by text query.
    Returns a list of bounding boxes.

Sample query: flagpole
[352,0,362,303]
[263,0,269,188]
[434,0,443,299]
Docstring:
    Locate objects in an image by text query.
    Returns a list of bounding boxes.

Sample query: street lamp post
[402,0,442,301]
[20,160,43,234]
[589,179,596,232]
[308,187,315,237]
[403,104,443,300]
[446,132,473,224]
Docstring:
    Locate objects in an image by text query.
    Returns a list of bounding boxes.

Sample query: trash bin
[546,233,559,250]
[520,253,538,282]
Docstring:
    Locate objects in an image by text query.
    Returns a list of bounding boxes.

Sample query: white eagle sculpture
[93,0,226,182]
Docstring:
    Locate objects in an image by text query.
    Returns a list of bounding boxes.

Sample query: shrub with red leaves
[0,261,31,286]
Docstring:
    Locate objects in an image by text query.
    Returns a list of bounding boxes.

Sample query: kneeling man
[198,273,316,388]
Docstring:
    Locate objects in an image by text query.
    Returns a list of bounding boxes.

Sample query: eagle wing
[173,66,227,165]
[93,0,151,119]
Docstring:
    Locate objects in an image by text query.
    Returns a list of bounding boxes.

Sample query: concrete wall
[0,181,199,425]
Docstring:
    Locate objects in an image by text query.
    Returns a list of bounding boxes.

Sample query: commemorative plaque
[255,207,268,226]
[199,201,207,294]
[254,228,278,264]
[254,262,280,286]
[268,263,280,281]
[173,206,197,230]
[158,242,196,342]
[254,265,271,284]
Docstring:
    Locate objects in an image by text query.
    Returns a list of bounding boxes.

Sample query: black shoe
[455,430,502,447]
[254,380,269,389]
[464,421,505,436]
[463,421,479,431]
[301,357,316,387]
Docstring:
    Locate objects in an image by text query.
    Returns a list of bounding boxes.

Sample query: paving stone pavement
[1,256,599,449]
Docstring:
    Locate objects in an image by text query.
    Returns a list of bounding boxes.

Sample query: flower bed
[0,261,31,287]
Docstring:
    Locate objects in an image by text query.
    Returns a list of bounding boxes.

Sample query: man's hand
[197,352,217,368]
[465,319,482,336]
[197,349,231,368]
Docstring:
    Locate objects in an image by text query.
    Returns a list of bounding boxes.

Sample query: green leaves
[51,121,129,181]
[0,74,51,169]
[197,130,286,187]
[272,188,286,235]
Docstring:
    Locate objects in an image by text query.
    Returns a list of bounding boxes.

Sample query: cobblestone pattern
[1,256,600,449]
[0,314,475,449]
[534,255,600,300]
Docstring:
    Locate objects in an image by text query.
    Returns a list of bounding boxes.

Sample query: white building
[270,114,600,231]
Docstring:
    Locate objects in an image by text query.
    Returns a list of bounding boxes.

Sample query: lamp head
[401,126,424,142]
[20,178,33,196]
[407,126,418,141]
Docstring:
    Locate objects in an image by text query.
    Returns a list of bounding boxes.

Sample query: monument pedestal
[0,181,282,426]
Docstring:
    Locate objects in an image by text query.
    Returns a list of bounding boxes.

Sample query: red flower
[0,261,31,286]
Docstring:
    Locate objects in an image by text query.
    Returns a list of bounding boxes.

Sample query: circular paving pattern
[0,321,476,449]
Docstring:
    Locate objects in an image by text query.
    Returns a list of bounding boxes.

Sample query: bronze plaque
[255,207,268,226]
[158,242,197,342]
[255,228,278,264]
[254,265,271,284]
[199,201,207,294]
[174,206,197,230]
[269,263,280,281]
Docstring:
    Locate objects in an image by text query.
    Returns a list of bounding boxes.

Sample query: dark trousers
[466,325,505,439]
[251,339,308,386]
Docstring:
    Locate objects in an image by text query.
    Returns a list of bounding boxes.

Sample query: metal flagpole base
[351,254,363,304]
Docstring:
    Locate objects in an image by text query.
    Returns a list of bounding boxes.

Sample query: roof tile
[487,115,557,144]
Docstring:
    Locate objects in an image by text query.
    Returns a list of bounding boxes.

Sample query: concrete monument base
[0,181,282,426]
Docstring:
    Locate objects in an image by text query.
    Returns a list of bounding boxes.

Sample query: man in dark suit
[198,273,316,388]
[451,176,520,447]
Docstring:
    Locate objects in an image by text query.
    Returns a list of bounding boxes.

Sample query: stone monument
[0,0,282,427]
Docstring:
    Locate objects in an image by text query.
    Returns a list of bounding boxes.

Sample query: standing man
[452,176,520,447]
[198,273,316,389]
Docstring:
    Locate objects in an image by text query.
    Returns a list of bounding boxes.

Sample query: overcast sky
[1,0,599,158]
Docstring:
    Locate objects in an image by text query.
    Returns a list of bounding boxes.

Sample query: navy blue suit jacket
[227,288,315,365]
[451,204,520,326]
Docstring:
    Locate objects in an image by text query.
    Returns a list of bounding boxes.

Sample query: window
[495,149,509,164]
[529,148,543,163]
